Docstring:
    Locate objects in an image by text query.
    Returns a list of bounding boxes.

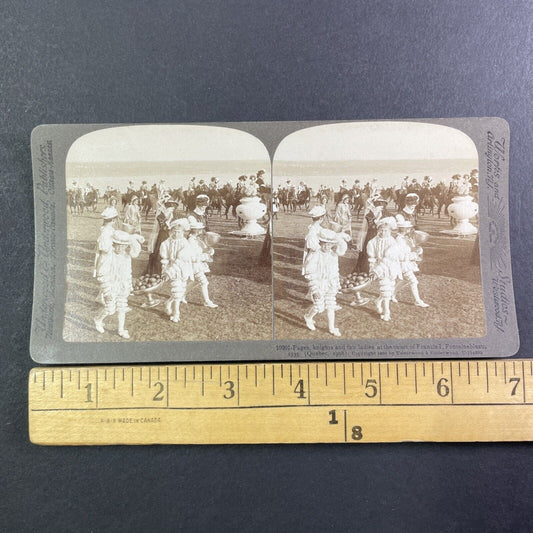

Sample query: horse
[351,189,368,220]
[70,189,85,214]
[85,190,98,212]
[207,188,224,217]
[295,187,311,210]
[417,187,439,216]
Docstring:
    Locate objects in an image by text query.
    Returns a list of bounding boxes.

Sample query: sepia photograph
[273,121,486,340]
[63,125,272,342]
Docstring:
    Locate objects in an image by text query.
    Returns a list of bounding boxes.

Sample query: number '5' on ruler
[29,360,533,445]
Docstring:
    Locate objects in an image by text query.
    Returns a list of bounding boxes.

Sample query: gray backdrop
[2,1,533,532]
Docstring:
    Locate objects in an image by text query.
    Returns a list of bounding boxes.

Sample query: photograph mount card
[30,118,518,363]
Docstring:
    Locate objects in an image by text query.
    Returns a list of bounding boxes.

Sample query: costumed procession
[274,170,485,340]
[64,171,273,342]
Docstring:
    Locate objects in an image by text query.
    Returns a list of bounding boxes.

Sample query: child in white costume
[160,218,194,323]
[94,206,119,305]
[94,229,144,339]
[187,220,218,308]
[302,205,326,275]
[123,195,142,233]
[394,215,429,308]
[334,194,352,240]
[367,217,402,322]
[303,228,348,337]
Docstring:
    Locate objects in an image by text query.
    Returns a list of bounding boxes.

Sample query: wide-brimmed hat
[196,194,210,205]
[395,214,412,228]
[189,220,205,230]
[130,195,138,203]
[169,218,190,231]
[101,207,118,220]
[112,230,131,245]
[308,205,326,218]
[342,194,350,201]
[318,228,338,243]
[377,216,397,230]
[405,193,419,203]
[372,195,388,206]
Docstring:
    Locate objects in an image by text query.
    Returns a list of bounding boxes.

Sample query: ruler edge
[29,359,533,446]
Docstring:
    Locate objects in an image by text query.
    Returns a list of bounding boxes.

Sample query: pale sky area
[67,124,270,163]
[274,121,478,162]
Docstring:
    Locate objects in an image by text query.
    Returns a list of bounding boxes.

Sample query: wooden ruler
[29,360,533,445]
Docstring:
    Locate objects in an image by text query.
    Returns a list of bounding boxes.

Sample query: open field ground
[64,202,272,342]
[273,203,486,340]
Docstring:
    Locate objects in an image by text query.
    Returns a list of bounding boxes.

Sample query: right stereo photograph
[272,121,485,340]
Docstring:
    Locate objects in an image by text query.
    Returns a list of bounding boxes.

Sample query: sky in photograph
[273,122,478,189]
[66,125,270,190]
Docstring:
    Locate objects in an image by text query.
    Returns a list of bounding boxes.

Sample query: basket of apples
[340,272,372,293]
[133,273,164,295]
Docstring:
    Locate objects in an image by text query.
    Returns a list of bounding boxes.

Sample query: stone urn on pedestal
[232,196,267,237]
[442,195,479,236]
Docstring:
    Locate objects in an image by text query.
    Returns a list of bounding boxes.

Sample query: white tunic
[94,224,115,278]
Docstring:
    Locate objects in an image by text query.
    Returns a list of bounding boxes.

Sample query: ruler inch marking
[272,365,275,396]
[522,361,526,403]
[164,367,169,407]
[343,409,347,442]
[343,364,346,395]
[414,363,418,394]
[449,361,454,404]
[378,363,382,404]
[201,366,205,397]
[307,364,311,405]
[131,368,134,397]
[60,370,64,398]
[486,362,489,393]
[237,365,240,406]
[467,362,471,384]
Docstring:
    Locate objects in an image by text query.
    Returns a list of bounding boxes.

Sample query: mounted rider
[187,194,210,231]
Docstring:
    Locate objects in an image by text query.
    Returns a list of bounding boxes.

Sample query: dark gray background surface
[2,1,533,531]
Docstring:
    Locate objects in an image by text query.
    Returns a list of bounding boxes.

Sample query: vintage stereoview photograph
[63,124,272,342]
[273,121,486,340]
